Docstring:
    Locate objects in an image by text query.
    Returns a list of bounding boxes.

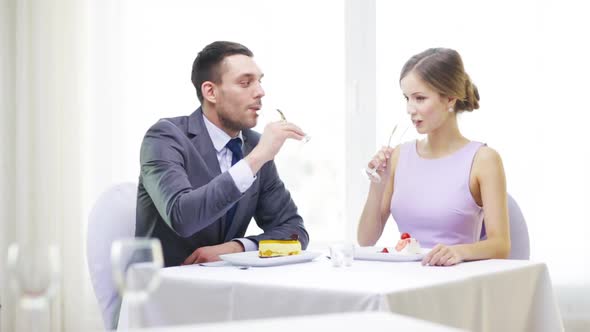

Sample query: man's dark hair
[191,41,254,103]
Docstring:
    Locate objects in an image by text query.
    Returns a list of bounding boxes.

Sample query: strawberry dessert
[379,233,422,254]
[393,232,422,254]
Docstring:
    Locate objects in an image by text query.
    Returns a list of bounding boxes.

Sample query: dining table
[118,249,563,331]
[120,311,466,331]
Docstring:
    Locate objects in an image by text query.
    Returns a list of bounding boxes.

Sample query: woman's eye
[416,96,426,102]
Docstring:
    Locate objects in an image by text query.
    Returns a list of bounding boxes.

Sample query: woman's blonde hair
[400,48,479,112]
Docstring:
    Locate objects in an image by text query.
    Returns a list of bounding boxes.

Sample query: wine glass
[275,108,312,143]
[363,123,410,183]
[111,238,163,328]
[329,242,355,267]
[6,242,60,332]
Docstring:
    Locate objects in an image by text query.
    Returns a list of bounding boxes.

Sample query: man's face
[214,54,265,134]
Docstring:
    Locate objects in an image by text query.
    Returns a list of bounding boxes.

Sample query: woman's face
[400,71,454,134]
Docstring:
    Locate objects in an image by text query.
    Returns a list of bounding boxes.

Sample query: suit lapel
[188,107,225,240]
[188,108,222,177]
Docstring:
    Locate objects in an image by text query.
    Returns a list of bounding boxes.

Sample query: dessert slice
[394,233,422,254]
[259,239,302,258]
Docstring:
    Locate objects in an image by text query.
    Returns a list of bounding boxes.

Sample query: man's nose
[254,82,265,98]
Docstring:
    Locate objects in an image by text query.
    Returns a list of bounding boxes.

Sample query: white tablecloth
[119,257,563,332]
[122,312,464,332]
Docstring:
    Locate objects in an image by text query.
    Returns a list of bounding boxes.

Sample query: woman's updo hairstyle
[400,48,479,112]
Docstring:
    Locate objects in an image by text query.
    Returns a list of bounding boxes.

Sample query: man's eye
[240,81,251,87]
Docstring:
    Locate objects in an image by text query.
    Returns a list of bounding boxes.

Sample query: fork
[363,124,409,183]
[276,109,311,143]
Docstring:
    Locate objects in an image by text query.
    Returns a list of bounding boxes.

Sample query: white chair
[87,182,137,330]
[480,193,530,259]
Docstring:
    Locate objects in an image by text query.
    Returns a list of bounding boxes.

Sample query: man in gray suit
[136,41,309,267]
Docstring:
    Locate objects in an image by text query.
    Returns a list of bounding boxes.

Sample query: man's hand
[245,121,306,173]
[182,241,244,265]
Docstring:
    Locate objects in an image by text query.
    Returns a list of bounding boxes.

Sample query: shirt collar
[202,113,243,152]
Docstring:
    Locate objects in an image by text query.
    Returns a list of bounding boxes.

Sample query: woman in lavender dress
[358,48,510,266]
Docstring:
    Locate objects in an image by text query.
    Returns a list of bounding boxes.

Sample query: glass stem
[129,298,144,328]
[17,297,51,332]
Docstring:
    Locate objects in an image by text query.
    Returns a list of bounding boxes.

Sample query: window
[89,0,346,245]
[375,0,590,283]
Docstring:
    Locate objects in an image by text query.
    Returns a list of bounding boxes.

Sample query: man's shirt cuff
[233,238,257,251]
[228,159,255,193]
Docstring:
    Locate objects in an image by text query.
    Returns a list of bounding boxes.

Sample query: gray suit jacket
[136,108,309,266]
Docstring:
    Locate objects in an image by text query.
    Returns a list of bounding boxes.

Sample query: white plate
[354,246,429,262]
[219,251,321,267]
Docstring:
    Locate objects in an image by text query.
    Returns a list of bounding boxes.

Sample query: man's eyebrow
[236,73,264,80]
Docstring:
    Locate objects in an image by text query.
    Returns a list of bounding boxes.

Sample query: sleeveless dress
[390,140,485,248]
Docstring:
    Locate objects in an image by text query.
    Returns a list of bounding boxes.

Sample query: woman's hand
[367,146,395,181]
[422,244,464,266]
[358,145,399,246]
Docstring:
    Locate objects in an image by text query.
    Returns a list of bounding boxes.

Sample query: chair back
[480,194,530,259]
[87,182,137,329]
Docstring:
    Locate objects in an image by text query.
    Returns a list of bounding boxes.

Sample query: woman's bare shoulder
[473,145,504,175]
[475,145,502,163]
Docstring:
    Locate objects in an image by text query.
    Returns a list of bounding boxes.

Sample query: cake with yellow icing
[258,239,302,258]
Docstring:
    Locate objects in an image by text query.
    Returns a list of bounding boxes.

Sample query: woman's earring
[448,107,454,113]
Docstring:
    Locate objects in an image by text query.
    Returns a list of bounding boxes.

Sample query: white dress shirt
[202,114,258,251]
